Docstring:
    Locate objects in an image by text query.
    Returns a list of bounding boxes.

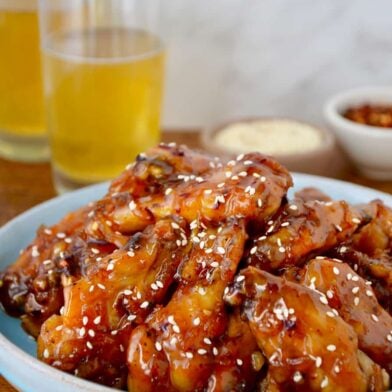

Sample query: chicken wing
[247,199,363,272]
[298,257,392,375]
[37,218,187,388]
[224,267,386,391]
[127,218,246,392]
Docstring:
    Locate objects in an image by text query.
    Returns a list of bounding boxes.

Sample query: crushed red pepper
[343,104,392,128]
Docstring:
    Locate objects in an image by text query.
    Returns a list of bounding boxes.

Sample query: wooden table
[0,131,391,391]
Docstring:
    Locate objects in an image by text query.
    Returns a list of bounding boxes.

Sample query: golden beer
[43,28,164,188]
[0,1,46,160]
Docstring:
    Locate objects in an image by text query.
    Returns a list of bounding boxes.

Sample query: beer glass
[38,0,164,193]
[0,0,48,161]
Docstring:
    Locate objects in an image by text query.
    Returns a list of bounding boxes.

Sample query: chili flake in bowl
[343,104,392,128]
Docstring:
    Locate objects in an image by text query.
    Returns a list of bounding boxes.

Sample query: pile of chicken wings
[1,144,391,391]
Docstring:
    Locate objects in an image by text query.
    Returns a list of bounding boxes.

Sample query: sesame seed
[43,349,49,359]
[352,286,360,294]
[320,376,329,388]
[213,347,219,356]
[168,315,175,325]
[210,261,219,268]
[165,188,173,195]
[127,250,135,257]
[173,325,180,333]
[334,365,340,373]
[111,330,118,335]
[82,316,88,326]
[91,248,100,254]
[57,232,66,239]
[140,301,149,309]
[326,290,334,299]
[244,160,253,166]
[151,283,158,291]
[86,341,93,350]
[340,246,347,253]
[198,348,207,355]
[193,317,201,326]
[354,297,360,306]
[171,222,180,230]
[315,357,322,367]
[238,171,247,177]
[319,296,328,305]
[107,263,114,271]
[257,199,263,207]
[387,334,392,342]
[372,314,379,322]
[97,283,106,290]
[204,338,212,345]
[260,176,266,182]
[155,342,162,352]
[236,154,244,161]
[346,273,353,281]
[217,247,225,255]
[236,275,245,282]
[351,275,359,282]
[335,224,342,232]
[352,218,361,224]
[124,289,132,295]
[236,358,243,366]
[333,267,340,275]
[326,311,335,318]
[289,205,298,211]
[185,352,193,359]
[327,344,336,352]
[127,314,137,322]
[88,329,95,337]
[250,246,257,255]
[198,287,206,295]
[366,290,373,297]
[31,247,40,257]
[128,201,137,211]
[79,327,86,337]
[293,371,302,383]
[156,281,164,288]
[278,246,285,253]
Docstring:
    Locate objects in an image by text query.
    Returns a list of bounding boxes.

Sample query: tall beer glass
[0,0,47,161]
[39,0,164,193]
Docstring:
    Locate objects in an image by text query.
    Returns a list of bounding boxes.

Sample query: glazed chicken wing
[38,218,188,388]
[247,199,363,272]
[224,267,387,391]
[88,145,292,241]
[332,201,392,313]
[298,257,392,374]
[127,219,246,392]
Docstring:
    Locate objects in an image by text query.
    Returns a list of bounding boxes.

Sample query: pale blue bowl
[0,175,391,391]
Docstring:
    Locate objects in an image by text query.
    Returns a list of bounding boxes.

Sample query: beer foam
[0,0,37,12]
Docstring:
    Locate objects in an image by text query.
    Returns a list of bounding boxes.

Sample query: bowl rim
[202,116,335,159]
[324,85,392,138]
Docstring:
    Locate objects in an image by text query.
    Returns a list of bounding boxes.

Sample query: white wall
[162,0,392,129]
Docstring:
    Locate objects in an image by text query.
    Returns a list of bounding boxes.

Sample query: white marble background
[161,0,392,129]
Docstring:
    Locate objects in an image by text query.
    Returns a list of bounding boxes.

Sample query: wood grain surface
[0,130,391,391]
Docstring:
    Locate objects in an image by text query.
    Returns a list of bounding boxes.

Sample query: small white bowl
[324,86,392,180]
